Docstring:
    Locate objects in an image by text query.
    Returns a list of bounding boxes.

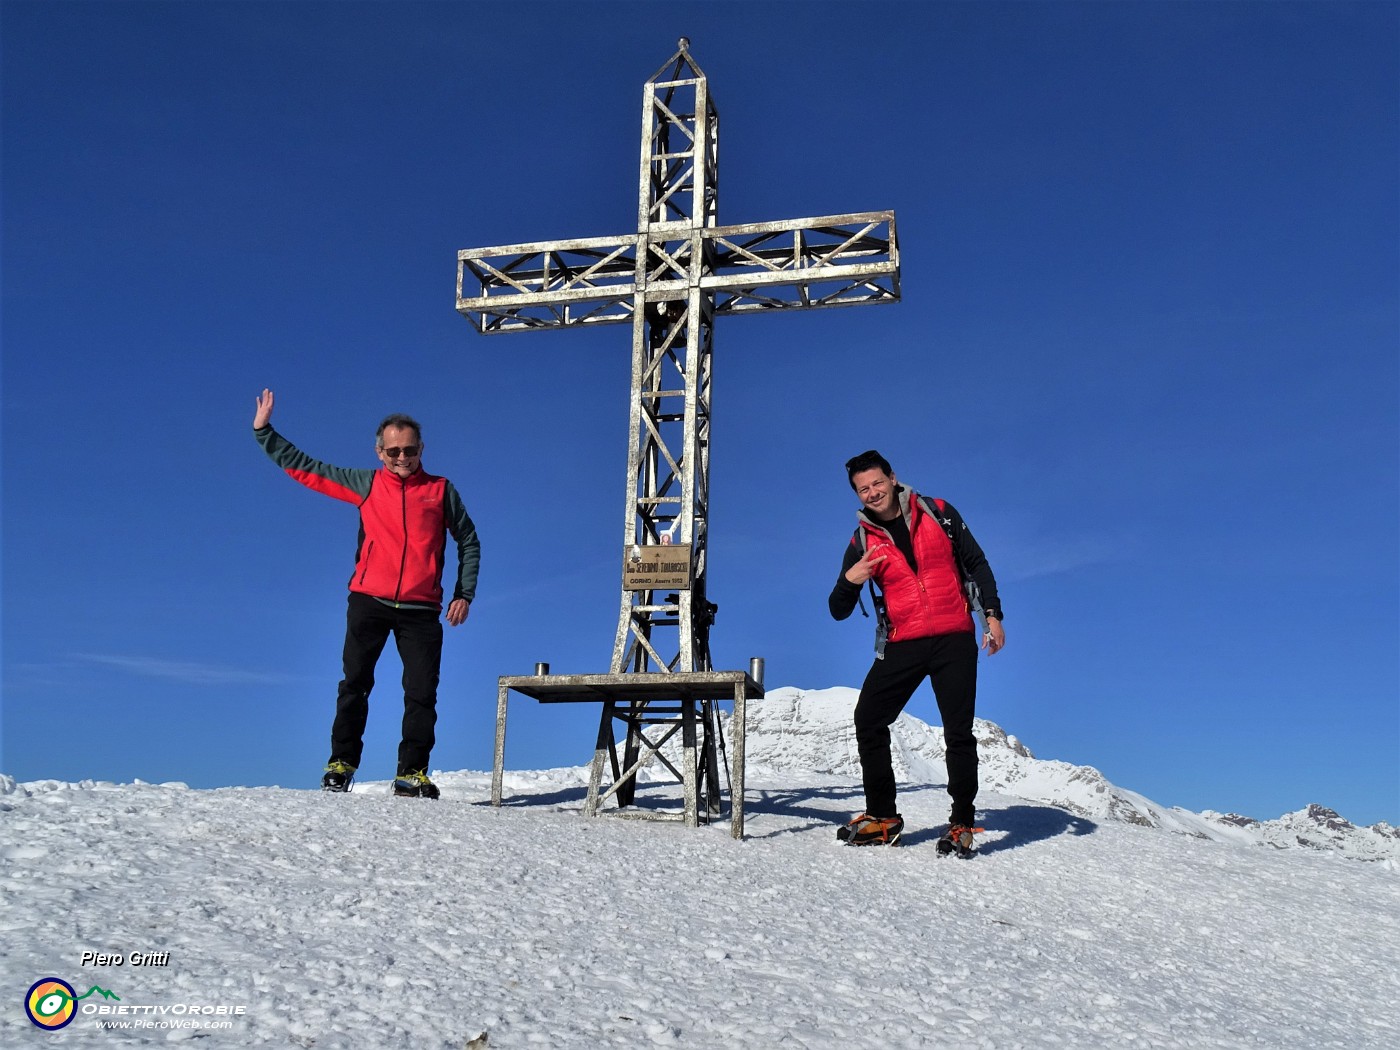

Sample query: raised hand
[253,388,275,429]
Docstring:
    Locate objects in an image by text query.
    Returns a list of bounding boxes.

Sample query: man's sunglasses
[381,445,421,459]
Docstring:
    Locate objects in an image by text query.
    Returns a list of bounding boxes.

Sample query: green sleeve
[444,482,481,603]
[254,425,376,504]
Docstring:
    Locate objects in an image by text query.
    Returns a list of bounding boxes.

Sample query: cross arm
[457,234,640,334]
[700,211,899,314]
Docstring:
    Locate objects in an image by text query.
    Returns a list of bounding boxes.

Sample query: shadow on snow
[962,803,1097,854]
[487,781,1098,852]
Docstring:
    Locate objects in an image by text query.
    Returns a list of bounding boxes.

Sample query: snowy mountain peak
[745,687,1399,862]
[1210,803,1400,859]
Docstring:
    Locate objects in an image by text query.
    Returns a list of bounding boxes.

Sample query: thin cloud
[999,536,1133,583]
[74,654,310,687]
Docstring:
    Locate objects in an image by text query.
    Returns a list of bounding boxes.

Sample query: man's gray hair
[376,413,422,446]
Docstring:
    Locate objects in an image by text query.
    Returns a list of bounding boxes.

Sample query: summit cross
[461,40,900,830]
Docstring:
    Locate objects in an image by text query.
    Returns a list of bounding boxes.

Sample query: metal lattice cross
[458,40,900,678]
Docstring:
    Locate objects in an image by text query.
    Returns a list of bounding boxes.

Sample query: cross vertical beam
[614,46,718,676]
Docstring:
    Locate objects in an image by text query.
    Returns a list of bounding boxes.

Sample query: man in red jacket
[253,389,480,799]
[828,450,1004,853]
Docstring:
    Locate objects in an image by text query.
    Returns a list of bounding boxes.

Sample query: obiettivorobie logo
[23,975,246,1033]
[24,978,120,1030]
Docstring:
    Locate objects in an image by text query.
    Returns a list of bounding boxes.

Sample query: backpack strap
[919,495,954,544]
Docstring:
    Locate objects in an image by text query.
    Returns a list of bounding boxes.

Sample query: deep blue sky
[3,2,1396,826]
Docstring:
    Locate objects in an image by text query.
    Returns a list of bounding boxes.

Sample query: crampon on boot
[836,813,904,846]
[936,824,984,858]
[321,761,356,793]
[392,770,440,799]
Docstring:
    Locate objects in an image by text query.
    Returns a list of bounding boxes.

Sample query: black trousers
[330,592,444,775]
[854,631,979,826]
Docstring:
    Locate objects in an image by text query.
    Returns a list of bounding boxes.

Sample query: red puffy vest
[858,495,973,640]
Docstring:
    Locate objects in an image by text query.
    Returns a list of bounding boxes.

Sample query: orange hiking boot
[837,813,905,846]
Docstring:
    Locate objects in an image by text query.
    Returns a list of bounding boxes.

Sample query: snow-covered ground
[4,688,1398,1049]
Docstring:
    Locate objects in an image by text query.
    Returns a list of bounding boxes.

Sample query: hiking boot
[321,761,356,793]
[837,813,904,846]
[937,824,983,857]
[392,770,440,800]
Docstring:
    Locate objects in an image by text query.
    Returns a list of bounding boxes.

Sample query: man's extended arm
[252,388,374,505]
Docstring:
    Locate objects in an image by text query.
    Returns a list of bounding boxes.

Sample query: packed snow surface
[4,688,1397,1049]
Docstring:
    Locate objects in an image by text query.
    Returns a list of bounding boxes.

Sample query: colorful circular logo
[25,978,77,1030]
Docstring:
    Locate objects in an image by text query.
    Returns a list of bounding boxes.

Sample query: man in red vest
[253,389,480,799]
[829,450,1004,853]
